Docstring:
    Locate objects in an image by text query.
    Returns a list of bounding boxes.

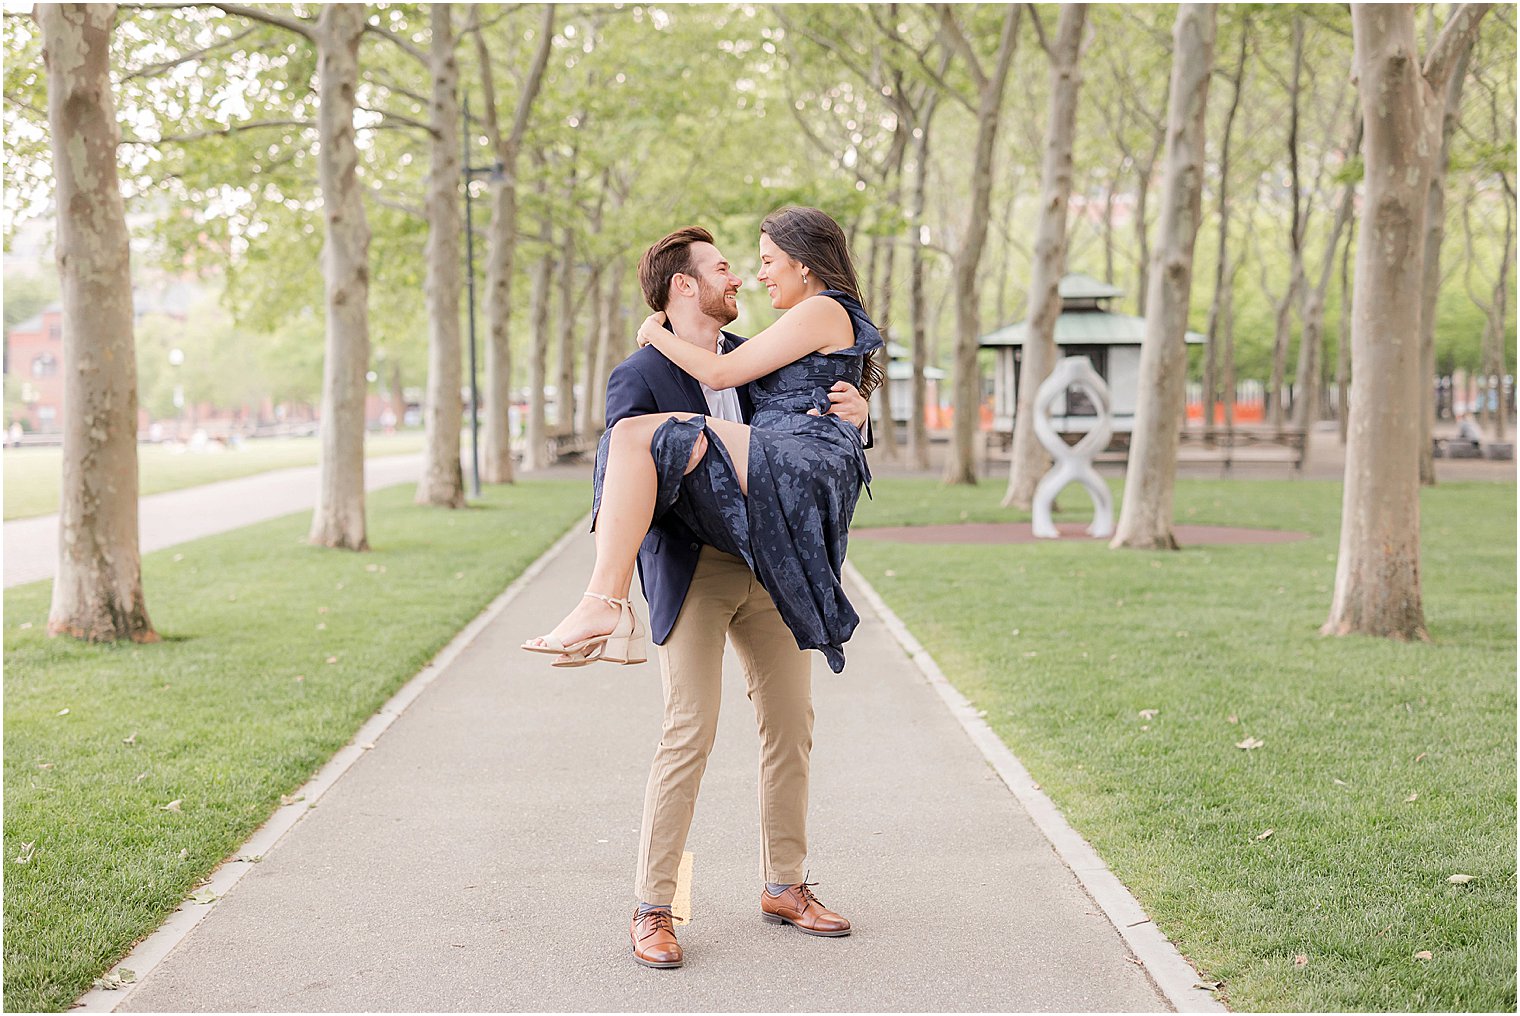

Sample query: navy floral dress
[594,290,882,673]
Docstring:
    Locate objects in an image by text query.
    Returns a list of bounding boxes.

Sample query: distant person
[1457,413,1483,443]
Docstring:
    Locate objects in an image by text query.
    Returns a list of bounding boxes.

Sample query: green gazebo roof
[979,274,1205,347]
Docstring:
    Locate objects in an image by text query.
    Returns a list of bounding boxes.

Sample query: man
[604,226,865,969]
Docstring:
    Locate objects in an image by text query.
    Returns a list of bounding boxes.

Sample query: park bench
[1433,437,1483,459]
[1176,426,1306,474]
[546,431,595,462]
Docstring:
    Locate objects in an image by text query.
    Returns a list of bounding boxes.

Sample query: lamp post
[462,95,503,499]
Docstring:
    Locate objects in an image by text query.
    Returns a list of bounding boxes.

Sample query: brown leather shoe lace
[794,878,824,912]
[640,908,675,933]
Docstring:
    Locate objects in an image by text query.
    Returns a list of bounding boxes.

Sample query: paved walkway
[4,455,426,589]
[104,532,1174,1012]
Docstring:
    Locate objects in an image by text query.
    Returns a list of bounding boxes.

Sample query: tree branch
[1424,3,1492,94]
[358,105,439,138]
[206,3,315,42]
[509,5,556,151]
[121,25,257,80]
[1025,2,1050,56]
[120,118,312,145]
[936,3,986,91]
[363,19,427,65]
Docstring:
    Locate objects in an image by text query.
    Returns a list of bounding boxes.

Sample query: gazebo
[978,273,1205,446]
[875,340,948,426]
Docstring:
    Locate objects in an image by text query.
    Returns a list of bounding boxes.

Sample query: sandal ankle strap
[582,591,630,608]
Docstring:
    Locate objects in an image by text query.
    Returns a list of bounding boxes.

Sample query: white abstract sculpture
[1031,356,1114,539]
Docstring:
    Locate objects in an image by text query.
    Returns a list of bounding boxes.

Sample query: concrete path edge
[73,513,592,1013]
[843,560,1230,1015]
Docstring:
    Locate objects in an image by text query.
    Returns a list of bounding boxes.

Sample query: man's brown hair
[638,225,714,311]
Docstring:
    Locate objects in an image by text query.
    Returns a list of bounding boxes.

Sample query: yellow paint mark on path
[673,851,693,925]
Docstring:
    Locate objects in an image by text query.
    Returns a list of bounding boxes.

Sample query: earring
[801,268,809,282]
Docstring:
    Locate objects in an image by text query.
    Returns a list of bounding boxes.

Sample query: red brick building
[7,303,64,433]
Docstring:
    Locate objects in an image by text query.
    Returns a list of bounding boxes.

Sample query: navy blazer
[601,329,875,646]
[602,331,753,646]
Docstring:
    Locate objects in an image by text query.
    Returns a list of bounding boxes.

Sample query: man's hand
[809,381,870,430]
[636,311,668,349]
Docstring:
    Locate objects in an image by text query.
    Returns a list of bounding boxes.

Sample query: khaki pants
[634,547,814,904]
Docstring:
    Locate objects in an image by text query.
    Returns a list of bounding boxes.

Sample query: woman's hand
[637,311,669,349]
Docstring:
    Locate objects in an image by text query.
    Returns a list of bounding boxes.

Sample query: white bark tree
[306,4,371,549]
[1323,2,1491,640]
[1417,30,1475,485]
[39,2,158,643]
[415,4,465,508]
[474,5,555,483]
[941,3,1021,485]
[1003,4,1088,509]
[1110,4,1217,551]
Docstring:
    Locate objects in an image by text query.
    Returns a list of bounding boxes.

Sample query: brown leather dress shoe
[630,907,684,968]
[760,878,852,937]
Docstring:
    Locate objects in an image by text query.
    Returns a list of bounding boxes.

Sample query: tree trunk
[522,244,554,471]
[554,221,577,441]
[944,5,1020,485]
[907,96,939,471]
[873,218,900,460]
[308,3,370,550]
[588,262,622,435]
[388,362,404,426]
[1204,25,1248,443]
[1337,210,1353,444]
[39,2,157,643]
[1292,117,1361,455]
[1266,270,1299,431]
[1110,4,1216,551]
[577,266,604,436]
[1004,4,1087,508]
[1324,2,1489,640]
[476,5,554,484]
[1133,159,1154,316]
[1417,43,1472,484]
[479,175,518,483]
[416,4,465,508]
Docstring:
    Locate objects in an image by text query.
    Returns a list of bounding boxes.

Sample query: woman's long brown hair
[760,205,885,398]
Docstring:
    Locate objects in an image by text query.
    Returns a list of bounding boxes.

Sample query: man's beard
[697,280,739,325]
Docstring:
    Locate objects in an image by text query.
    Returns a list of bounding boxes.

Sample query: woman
[522,206,882,673]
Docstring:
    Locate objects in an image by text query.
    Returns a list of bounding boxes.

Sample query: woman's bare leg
[529,413,752,649]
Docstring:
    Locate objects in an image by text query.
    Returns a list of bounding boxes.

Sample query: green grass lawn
[3,431,428,521]
[2,479,588,1013]
[851,478,1516,1012]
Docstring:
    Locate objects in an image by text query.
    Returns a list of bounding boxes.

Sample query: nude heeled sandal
[521,592,647,667]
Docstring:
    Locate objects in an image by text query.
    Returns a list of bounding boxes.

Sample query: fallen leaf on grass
[188,888,217,905]
[134,771,149,783]
[365,564,379,573]
[1414,950,1433,961]
[161,799,182,812]
[18,622,31,630]
[1293,954,1308,968]
[326,656,338,665]
[1235,736,1265,750]
[122,732,136,746]
[1404,792,1419,803]
[1193,980,1221,991]
[1139,709,1159,720]
[37,763,53,771]
[1414,752,1427,763]
[1447,874,1475,884]
[56,708,69,717]
[1333,778,1348,786]
[1254,829,1274,841]
[179,848,188,859]
[1227,714,1239,725]
[13,841,35,865]
[91,968,137,991]
[280,794,305,806]
[317,606,329,614]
